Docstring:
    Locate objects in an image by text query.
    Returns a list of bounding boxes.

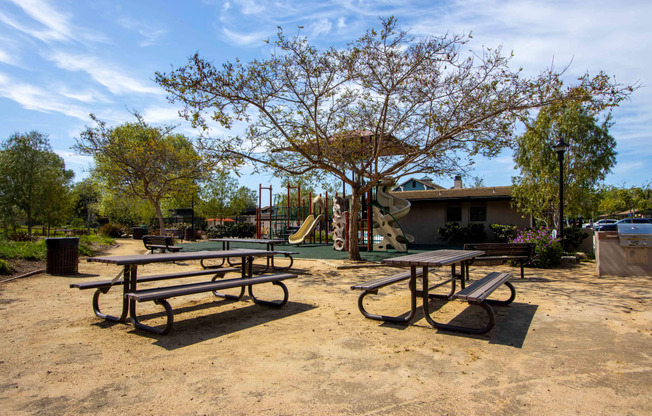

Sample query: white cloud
[0,47,14,65]
[56,86,110,104]
[0,72,89,120]
[117,17,168,47]
[0,0,107,44]
[46,51,161,95]
[233,0,266,15]
[141,106,184,124]
[1,0,73,42]
[222,28,270,46]
[311,18,332,37]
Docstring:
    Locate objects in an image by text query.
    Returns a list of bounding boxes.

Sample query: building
[394,182,531,245]
[392,177,444,192]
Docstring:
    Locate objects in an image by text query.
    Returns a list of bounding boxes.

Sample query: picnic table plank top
[87,249,277,265]
[209,238,286,244]
[382,249,485,267]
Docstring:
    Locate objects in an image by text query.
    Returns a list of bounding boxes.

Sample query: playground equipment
[372,180,414,252]
[331,179,412,252]
[256,183,330,243]
[288,196,325,245]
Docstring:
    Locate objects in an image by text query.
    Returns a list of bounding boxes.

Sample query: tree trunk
[348,188,362,261]
[151,198,166,235]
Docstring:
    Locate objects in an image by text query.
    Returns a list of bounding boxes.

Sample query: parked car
[595,218,652,231]
[591,219,617,230]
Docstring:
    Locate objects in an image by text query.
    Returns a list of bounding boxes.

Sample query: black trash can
[45,237,79,275]
[132,226,148,239]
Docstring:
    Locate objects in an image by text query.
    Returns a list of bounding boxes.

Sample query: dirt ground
[0,239,650,415]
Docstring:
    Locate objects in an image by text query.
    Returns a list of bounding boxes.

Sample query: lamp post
[553,138,569,247]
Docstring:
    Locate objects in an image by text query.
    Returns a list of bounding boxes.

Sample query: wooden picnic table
[380,249,485,323]
[75,249,297,334]
[361,249,516,334]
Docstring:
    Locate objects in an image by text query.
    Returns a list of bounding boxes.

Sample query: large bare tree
[155,17,632,260]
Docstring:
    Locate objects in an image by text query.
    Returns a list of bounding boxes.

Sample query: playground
[253,179,418,256]
[0,238,650,415]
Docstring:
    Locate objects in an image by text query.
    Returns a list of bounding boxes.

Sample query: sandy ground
[0,238,650,415]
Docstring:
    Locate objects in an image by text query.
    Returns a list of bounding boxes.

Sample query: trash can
[45,237,79,275]
[132,226,148,239]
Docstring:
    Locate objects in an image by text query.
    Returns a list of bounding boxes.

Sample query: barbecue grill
[617,223,652,247]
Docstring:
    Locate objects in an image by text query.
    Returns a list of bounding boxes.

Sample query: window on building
[470,206,486,222]
[446,205,462,222]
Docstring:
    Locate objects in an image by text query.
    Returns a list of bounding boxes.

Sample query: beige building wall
[399,199,530,245]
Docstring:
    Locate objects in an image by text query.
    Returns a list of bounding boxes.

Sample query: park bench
[463,243,534,279]
[142,235,183,254]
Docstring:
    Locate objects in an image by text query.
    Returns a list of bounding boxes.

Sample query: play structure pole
[325,192,329,245]
[286,183,301,229]
[367,190,373,251]
[259,184,273,239]
[345,211,349,252]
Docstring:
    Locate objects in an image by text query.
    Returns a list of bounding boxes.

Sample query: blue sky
[1,0,650,193]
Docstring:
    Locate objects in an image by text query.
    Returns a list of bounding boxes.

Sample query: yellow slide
[288,214,324,245]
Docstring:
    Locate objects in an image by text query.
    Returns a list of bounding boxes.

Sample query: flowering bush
[511,228,562,268]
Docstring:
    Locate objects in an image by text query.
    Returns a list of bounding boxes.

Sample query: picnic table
[352,249,516,334]
[71,249,297,334]
[208,238,295,271]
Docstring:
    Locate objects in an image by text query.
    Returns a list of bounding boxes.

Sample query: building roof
[393,186,512,202]
[393,177,444,190]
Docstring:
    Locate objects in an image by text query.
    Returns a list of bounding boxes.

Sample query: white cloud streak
[46,51,162,95]
[0,72,89,120]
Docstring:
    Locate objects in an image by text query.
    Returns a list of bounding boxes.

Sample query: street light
[553,137,569,248]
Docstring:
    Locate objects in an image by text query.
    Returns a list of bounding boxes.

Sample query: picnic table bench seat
[70,267,241,325]
[463,243,534,279]
[70,267,241,290]
[127,272,297,334]
[142,235,182,254]
[350,269,423,293]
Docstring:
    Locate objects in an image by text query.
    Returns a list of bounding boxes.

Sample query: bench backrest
[142,235,174,248]
[463,242,534,258]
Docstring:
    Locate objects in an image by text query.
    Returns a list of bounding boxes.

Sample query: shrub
[0,259,14,275]
[511,228,562,268]
[232,222,256,238]
[465,223,486,243]
[438,222,486,246]
[489,224,517,243]
[438,222,464,245]
[98,223,128,238]
[206,222,256,239]
[0,239,46,261]
[8,232,34,242]
[562,226,588,251]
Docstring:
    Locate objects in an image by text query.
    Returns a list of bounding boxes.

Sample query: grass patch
[0,238,47,261]
[79,235,116,256]
[0,234,116,260]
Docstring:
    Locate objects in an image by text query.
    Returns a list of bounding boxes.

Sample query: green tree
[74,114,210,232]
[598,184,652,216]
[512,102,617,228]
[199,170,240,221]
[0,131,74,235]
[72,177,102,230]
[156,18,632,260]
